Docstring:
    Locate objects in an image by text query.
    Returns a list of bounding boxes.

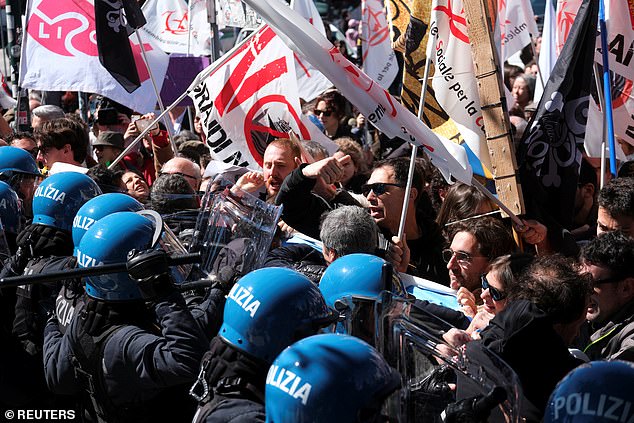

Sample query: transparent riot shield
[377,292,521,423]
[0,218,12,266]
[188,186,282,284]
[137,210,191,284]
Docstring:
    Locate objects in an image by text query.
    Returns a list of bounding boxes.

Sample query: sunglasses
[593,275,624,286]
[442,248,480,265]
[481,275,506,301]
[314,109,333,117]
[159,171,199,181]
[361,182,405,196]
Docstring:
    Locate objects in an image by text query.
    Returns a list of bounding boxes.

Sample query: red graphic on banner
[433,0,469,44]
[28,0,97,57]
[244,94,310,165]
[163,10,189,35]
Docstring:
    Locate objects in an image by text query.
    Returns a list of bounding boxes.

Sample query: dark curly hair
[598,178,634,219]
[508,255,592,324]
[581,231,634,279]
[448,216,516,260]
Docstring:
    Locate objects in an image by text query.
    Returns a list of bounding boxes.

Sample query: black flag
[94,0,145,93]
[517,0,599,230]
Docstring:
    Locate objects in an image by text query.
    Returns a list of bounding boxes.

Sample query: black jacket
[263,244,326,284]
[478,300,582,421]
[275,165,361,239]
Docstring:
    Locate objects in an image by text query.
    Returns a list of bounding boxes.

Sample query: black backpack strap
[69,323,126,423]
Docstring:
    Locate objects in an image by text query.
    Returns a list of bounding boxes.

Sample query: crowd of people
[0,17,631,421]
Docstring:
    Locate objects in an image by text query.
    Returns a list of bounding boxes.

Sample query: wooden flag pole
[462,0,525,217]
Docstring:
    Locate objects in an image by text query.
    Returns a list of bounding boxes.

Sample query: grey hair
[320,205,378,257]
[32,105,65,120]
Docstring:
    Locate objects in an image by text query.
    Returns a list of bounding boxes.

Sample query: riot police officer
[191,267,338,423]
[44,211,209,422]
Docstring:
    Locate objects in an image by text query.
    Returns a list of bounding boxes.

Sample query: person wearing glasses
[443,217,516,294]
[7,132,38,160]
[364,157,448,283]
[313,90,355,141]
[160,157,202,192]
[581,231,634,361]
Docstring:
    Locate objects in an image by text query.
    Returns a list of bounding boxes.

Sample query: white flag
[535,0,557,103]
[241,0,472,184]
[499,0,539,61]
[190,26,320,169]
[292,0,333,101]
[361,0,398,89]
[584,0,634,157]
[140,0,212,56]
[20,0,169,113]
[425,0,491,173]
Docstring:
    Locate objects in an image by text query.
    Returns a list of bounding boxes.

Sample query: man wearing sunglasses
[444,217,516,294]
[160,157,202,191]
[581,231,634,361]
[364,157,448,283]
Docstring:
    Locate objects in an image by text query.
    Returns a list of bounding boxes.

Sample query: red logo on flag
[163,10,189,35]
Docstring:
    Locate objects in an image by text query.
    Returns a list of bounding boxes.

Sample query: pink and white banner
[20,0,169,113]
[361,0,398,89]
[241,0,472,184]
[140,0,212,56]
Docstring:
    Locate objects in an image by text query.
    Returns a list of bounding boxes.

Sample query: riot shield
[0,218,12,266]
[137,210,191,284]
[377,292,520,423]
[188,186,282,283]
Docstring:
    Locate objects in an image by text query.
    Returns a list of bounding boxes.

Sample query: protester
[122,169,150,202]
[35,118,89,170]
[313,90,356,140]
[596,177,634,238]
[92,131,124,166]
[365,157,448,282]
[160,156,202,191]
[581,231,634,361]
[6,132,38,159]
[30,105,65,129]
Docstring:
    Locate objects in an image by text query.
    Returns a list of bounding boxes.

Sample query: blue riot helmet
[0,181,21,235]
[72,193,144,247]
[0,146,43,217]
[78,212,158,301]
[319,254,407,343]
[0,146,42,180]
[265,334,401,423]
[544,361,634,422]
[32,171,102,232]
[219,267,338,364]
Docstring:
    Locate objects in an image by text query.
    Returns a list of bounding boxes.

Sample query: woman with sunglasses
[466,254,533,335]
[313,90,355,140]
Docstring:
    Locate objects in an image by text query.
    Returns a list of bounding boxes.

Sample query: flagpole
[593,62,607,188]
[187,0,193,56]
[396,54,432,240]
[109,31,258,169]
[134,31,179,155]
[598,0,617,177]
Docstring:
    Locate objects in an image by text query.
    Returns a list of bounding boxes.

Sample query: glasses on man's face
[314,109,333,117]
[25,148,39,159]
[361,182,405,197]
[442,248,482,266]
[592,274,624,286]
[481,274,507,301]
[159,171,198,181]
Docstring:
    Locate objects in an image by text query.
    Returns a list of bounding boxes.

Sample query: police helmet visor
[137,210,191,283]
